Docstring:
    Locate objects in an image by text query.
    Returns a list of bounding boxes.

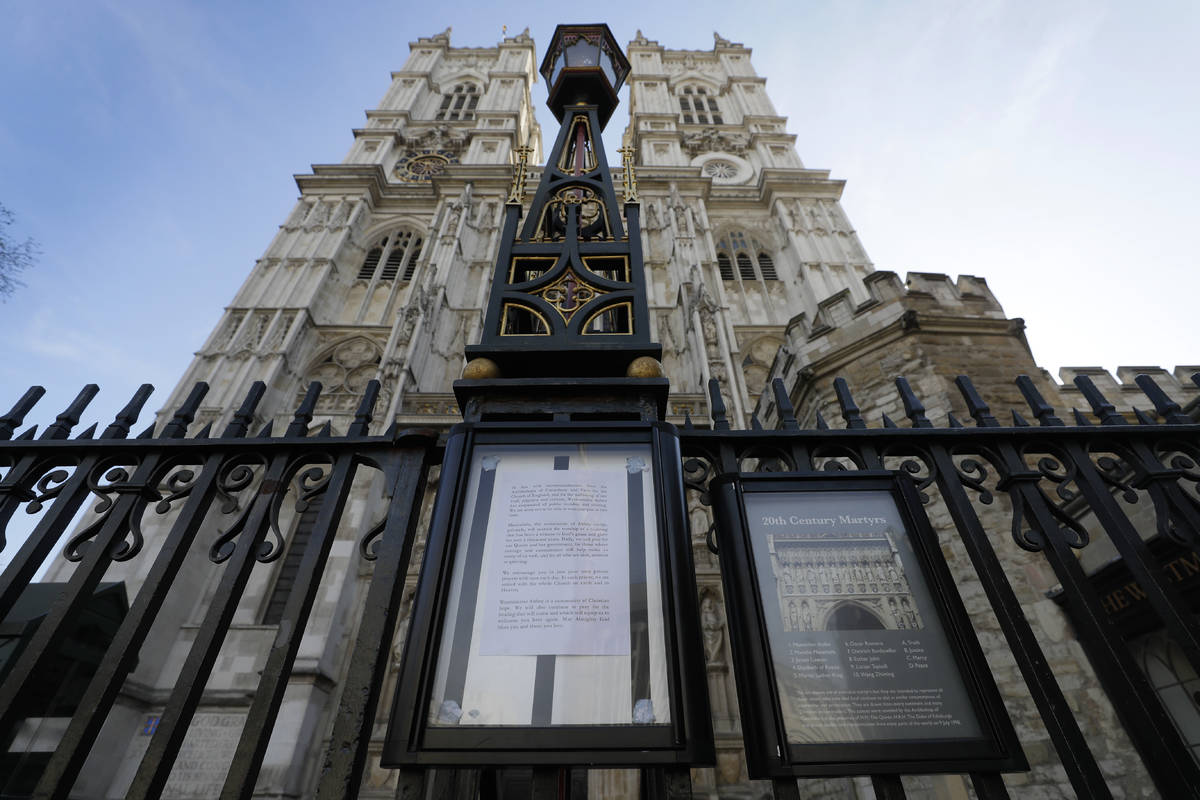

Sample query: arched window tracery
[678,85,722,125]
[436,83,480,121]
[357,229,424,282]
[715,231,778,282]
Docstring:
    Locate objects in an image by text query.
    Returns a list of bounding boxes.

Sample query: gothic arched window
[357,229,424,282]
[436,83,480,121]
[715,231,778,282]
[678,86,722,125]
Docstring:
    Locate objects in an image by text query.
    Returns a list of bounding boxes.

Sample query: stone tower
[624,30,874,427]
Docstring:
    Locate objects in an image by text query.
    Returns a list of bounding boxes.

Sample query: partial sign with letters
[711,472,1025,777]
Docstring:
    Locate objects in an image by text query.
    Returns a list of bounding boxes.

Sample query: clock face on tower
[393,149,458,182]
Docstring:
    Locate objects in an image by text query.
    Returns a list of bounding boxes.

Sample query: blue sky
[1,0,1198,435]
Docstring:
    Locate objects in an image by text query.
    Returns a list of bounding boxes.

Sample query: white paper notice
[477,466,631,656]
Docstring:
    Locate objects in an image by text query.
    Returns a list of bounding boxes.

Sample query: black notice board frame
[710,471,1026,778]
[382,421,713,767]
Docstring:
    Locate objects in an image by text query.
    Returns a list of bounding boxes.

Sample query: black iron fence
[0,380,437,799]
[1,370,1198,798]
[679,372,1200,800]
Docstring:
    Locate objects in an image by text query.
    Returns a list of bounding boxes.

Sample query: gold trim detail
[558,115,598,174]
[618,146,639,203]
[580,254,630,284]
[507,145,533,204]
[508,256,558,285]
[499,302,551,336]
[535,268,608,323]
[534,186,610,241]
[581,301,634,335]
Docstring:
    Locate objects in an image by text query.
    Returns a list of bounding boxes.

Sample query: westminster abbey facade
[36,27,1198,800]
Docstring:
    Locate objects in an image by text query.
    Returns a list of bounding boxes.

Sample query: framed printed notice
[711,472,1025,777]
[383,423,713,767]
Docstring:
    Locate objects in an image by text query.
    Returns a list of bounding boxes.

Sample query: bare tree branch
[0,202,39,300]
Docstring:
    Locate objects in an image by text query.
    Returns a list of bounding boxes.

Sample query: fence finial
[708,378,730,431]
[103,384,155,440]
[894,377,932,428]
[348,380,382,436]
[41,384,99,440]
[0,386,45,440]
[833,378,866,429]
[1072,375,1125,425]
[160,383,209,439]
[953,376,998,428]
[1134,374,1190,424]
[224,382,266,439]
[287,382,323,437]
[1016,375,1064,427]
[772,378,800,430]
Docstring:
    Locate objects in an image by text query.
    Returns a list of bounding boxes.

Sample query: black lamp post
[383,25,711,779]
[540,24,631,129]
[462,23,658,386]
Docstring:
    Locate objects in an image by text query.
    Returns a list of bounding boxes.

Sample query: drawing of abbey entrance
[767,531,926,632]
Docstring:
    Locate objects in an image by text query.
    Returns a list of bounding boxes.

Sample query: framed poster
[711,471,1025,777]
[383,423,712,767]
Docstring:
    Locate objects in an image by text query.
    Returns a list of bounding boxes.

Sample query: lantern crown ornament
[539,23,630,129]
[464,24,660,381]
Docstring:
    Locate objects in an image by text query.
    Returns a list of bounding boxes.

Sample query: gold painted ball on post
[461,358,502,380]
[626,356,664,378]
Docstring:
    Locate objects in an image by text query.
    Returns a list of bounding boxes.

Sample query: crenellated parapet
[753,270,1051,431]
[755,270,1199,430]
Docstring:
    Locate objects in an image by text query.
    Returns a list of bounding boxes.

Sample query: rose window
[703,160,738,180]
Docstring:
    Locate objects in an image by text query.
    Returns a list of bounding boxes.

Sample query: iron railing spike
[383,421,401,439]
[1015,374,1064,426]
[1012,410,1030,427]
[832,377,867,429]
[882,413,897,428]
[953,376,998,427]
[947,412,964,428]
[15,426,38,440]
[194,422,214,439]
[224,381,267,439]
[255,420,276,439]
[76,422,98,440]
[317,421,334,438]
[683,409,694,430]
[1072,375,1125,425]
[1072,408,1092,426]
[708,378,730,431]
[287,382,323,437]
[349,381,381,436]
[136,422,156,439]
[161,382,210,439]
[894,376,932,428]
[1132,407,1156,426]
[0,385,46,440]
[772,378,800,430]
[102,383,155,439]
[1133,374,1190,424]
[815,410,830,430]
[751,414,763,431]
[41,384,100,440]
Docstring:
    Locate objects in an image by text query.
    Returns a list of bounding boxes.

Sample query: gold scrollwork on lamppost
[618,145,639,204]
[507,145,533,204]
[535,268,607,323]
